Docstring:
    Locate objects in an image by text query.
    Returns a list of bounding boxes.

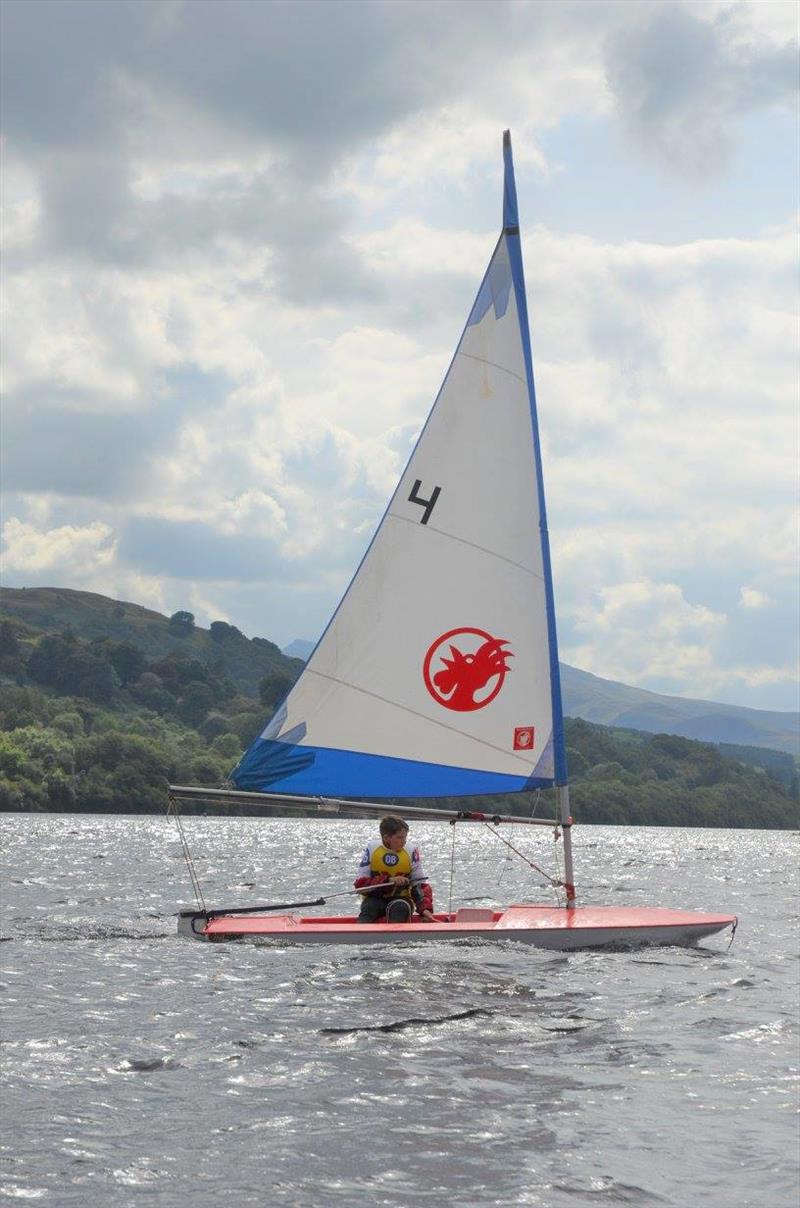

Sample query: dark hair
[379,815,409,839]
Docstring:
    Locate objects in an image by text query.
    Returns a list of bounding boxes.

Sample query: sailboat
[172,132,736,949]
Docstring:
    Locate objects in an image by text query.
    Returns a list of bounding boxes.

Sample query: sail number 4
[408,479,441,525]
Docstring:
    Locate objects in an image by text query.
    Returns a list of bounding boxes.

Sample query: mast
[501,130,575,906]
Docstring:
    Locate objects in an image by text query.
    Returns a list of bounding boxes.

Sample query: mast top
[502,129,519,232]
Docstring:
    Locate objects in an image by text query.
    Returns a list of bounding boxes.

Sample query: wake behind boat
[171,132,736,951]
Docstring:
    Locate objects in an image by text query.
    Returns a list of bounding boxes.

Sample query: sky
[1,0,798,711]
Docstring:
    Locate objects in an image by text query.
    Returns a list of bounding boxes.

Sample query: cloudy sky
[1,0,797,710]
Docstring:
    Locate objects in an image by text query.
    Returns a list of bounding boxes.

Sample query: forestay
[233,133,566,799]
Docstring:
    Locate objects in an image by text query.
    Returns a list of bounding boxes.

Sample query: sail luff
[501,130,569,787]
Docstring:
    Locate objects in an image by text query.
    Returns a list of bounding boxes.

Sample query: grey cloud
[1,0,517,293]
[605,5,798,177]
[119,516,284,581]
[118,514,347,582]
[1,369,230,499]
[148,171,384,304]
[0,0,151,151]
[2,394,159,498]
[27,157,385,303]
[1,0,514,179]
[37,154,136,262]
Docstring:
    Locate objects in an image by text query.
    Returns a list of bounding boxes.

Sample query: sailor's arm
[409,843,435,917]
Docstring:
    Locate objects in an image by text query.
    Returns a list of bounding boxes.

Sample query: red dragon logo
[423,627,513,712]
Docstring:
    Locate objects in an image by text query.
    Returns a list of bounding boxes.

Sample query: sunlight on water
[1,815,798,1207]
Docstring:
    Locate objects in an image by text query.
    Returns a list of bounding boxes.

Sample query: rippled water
[1,815,797,1207]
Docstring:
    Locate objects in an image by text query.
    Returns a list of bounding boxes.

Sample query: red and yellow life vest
[367,844,413,902]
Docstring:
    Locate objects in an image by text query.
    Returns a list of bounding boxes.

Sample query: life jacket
[367,844,413,903]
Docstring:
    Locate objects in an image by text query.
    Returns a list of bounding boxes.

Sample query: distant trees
[229,707,264,748]
[131,672,176,716]
[168,610,195,637]
[252,636,281,656]
[0,621,23,679]
[259,672,291,709]
[26,633,75,689]
[96,640,146,687]
[0,621,20,658]
[209,621,243,643]
[177,681,215,727]
[199,712,231,741]
[27,633,120,703]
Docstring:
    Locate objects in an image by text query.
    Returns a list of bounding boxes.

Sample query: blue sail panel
[232,737,553,798]
[466,238,512,327]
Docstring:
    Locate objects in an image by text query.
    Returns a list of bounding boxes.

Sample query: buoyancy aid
[357,842,414,904]
[370,845,412,879]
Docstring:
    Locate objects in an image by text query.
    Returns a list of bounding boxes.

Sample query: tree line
[0,620,796,827]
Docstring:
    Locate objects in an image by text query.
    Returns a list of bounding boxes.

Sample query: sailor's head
[380,815,409,851]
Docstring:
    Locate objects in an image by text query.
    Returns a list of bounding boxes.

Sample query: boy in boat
[354,815,435,924]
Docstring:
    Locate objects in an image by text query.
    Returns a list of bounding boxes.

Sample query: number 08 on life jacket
[356,842,414,903]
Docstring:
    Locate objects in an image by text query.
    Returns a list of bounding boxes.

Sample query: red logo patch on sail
[513,726,534,750]
[423,628,513,712]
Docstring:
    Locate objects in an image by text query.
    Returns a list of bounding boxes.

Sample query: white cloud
[0,0,797,706]
[567,580,726,688]
[1,518,116,575]
[739,586,772,610]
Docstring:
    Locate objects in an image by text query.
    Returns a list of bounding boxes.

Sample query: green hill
[0,586,302,698]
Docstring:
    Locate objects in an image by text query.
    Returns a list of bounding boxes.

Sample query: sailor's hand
[419,910,436,922]
[391,874,410,886]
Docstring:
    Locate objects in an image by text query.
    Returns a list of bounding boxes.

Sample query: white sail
[233,136,565,798]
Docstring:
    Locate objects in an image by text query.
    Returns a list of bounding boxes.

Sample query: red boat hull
[178,904,736,948]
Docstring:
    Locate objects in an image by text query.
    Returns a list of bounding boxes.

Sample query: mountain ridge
[558,663,797,756]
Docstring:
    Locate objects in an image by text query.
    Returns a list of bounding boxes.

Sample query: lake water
[1,815,798,1207]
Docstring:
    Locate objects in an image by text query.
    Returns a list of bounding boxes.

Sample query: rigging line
[171,803,206,914]
[448,820,457,914]
[479,820,562,899]
[386,512,546,583]
[457,352,526,386]
[304,668,542,769]
[552,824,565,908]
[167,794,207,914]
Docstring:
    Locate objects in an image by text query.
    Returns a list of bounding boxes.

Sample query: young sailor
[354,815,435,923]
